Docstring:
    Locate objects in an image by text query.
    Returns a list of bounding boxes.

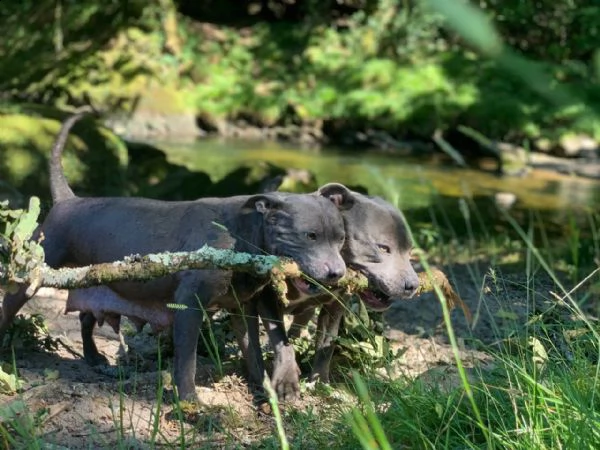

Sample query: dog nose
[325,264,345,282]
[404,276,419,296]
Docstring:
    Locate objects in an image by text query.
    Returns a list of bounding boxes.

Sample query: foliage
[2,314,59,356]
[1,0,599,145]
[180,0,600,142]
[0,108,130,202]
[335,298,398,372]
[346,372,392,450]
[478,0,600,64]
[0,198,44,290]
[0,0,164,107]
[0,366,22,395]
[0,399,43,447]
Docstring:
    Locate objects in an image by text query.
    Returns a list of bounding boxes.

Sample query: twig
[416,267,473,323]
[55,337,84,360]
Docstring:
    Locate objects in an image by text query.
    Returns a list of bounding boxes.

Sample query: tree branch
[1,197,470,321]
[26,247,289,291]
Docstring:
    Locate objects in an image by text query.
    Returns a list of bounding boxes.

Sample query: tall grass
[339,164,600,449]
[342,339,600,448]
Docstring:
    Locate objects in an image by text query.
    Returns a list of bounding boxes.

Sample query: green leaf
[529,336,549,369]
[12,197,40,243]
[0,367,22,394]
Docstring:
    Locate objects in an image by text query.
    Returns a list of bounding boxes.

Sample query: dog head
[319,184,419,311]
[242,190,351,289]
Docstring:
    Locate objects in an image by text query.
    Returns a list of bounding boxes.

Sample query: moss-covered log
[5,243,469,320]
[22,247,287,295]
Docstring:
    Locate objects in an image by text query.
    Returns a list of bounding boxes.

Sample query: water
[154,138,600,215]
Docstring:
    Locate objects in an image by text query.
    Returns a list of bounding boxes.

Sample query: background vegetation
[1,0,599,145]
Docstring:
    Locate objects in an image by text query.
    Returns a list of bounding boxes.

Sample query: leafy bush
[2,0,598,142]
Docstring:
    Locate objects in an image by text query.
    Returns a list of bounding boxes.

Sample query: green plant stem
[263,378,289,450]
[415,249,491,446]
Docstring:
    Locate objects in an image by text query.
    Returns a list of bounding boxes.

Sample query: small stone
[257,401,272,415]
[494,192,517,209]
[559,134,598,158]
[535,138,553,153]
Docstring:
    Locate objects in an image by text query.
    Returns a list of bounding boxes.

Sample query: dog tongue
[358,289,389,311]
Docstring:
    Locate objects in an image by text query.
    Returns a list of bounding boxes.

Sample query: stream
[155,138,599,215]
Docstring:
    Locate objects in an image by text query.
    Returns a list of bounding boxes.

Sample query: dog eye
[306,232,318,241]
[377,244,391,254]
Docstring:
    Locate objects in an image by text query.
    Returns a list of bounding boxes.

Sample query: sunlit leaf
[0,367,22,394]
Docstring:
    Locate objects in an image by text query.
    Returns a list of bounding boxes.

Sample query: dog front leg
[230,302,266,403]
[257,289,300,401]
[172,274,205,403]
[311,299,345,383]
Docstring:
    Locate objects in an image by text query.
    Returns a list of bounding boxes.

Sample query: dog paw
[84,350,110,367]
[271,363,301,402]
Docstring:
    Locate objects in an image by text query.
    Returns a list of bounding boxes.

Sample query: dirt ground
[0,264,583,449]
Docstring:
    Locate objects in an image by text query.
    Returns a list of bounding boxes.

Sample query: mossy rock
[0,105,129,207]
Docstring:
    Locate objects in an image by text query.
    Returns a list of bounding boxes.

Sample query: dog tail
[49,111,88,204]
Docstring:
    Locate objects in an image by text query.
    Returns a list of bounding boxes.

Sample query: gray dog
[0,113,354,402]
[240,185,420,399]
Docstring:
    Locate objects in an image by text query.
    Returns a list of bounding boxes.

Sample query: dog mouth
[290,277,322,295]
[357,288,392,312]
[351,268,392,311]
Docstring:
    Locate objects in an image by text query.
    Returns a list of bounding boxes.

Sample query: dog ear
[242,194,284,215]
[318,183,355,210]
